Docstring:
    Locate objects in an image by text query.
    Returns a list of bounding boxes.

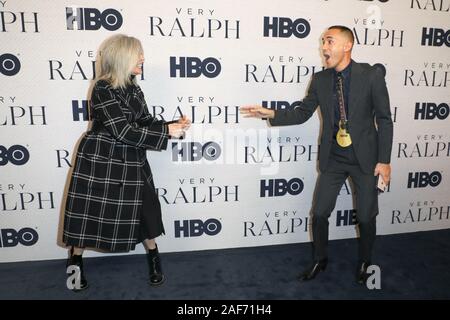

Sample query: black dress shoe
[147,246,165,286]
[356,261,371,284]
[66,249,89,292]
[298,259,328,282]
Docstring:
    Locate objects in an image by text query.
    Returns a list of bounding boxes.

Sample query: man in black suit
[240,26,393,284]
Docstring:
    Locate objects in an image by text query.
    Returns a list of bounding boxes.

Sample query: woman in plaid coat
[63,34,190,291]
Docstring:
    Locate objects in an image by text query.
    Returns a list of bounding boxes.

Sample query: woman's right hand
[168,115,191,138]
[177,115,191,127]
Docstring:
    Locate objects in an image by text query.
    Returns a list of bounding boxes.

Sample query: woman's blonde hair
[95,34,143,88]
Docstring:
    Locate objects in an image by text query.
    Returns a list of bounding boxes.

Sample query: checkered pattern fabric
[63,80,169,252]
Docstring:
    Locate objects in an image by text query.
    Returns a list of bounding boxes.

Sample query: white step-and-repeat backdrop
[1,0,449,262]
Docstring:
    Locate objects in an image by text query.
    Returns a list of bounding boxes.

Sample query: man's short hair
[328,25,354,44]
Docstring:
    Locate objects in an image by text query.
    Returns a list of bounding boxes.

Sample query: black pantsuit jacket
[270,62,393,174]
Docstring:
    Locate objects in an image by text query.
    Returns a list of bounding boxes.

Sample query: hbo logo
[174,219,222,238]
[0,228,39,247]
[263,17,310,38]
[421,28,450,47]
[172,141,221,162]
[72,100,89,121]
[0,145,30,166]
[414,103,449,120]
[262,100,301,111]
[170,57,221,78]
[261,100,300,120]
[66,7,123,31]
[336,209,357,227]
[260,178,304,197]
[407,171,442,188]
[0,53,21,76]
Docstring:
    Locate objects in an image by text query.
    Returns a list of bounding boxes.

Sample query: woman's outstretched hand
[168,115,191,138]
[240,105,275,119]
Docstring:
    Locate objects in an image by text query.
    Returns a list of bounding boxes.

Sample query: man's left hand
[374,163,391,185]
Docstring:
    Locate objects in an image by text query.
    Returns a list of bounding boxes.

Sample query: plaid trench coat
[63,80,170,252]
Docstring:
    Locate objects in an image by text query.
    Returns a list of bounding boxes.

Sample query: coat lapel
[322,70,335,126]
[114,87,138,121]
[348,62,364,121]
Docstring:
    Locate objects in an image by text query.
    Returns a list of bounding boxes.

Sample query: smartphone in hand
[377,175,387,192]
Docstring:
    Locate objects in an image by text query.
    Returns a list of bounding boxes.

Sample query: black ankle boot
[66,248,89,291]
[147,246,165,286]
